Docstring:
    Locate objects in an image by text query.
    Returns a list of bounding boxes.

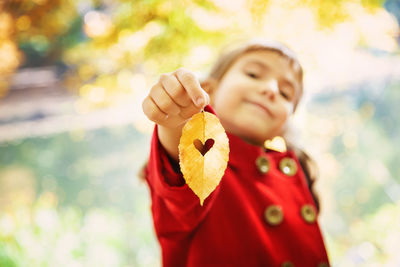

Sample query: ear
[200,78,218,103]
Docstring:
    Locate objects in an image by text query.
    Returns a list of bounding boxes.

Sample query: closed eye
[280,91,289,99]
[280,80,295,100]
[246,72,259,79]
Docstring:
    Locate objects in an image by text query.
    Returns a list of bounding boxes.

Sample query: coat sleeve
[145,106,220,234]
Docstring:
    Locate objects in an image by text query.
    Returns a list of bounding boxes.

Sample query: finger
[159,74,192,107]
[175,68,209,108]
[142,96,168,123]
[149,83,181,115]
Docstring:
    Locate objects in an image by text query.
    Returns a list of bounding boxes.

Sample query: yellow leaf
[178,111,229,205]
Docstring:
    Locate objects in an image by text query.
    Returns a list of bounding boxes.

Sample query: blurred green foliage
[1,0,388,100]
[310,79,400,265]
[0,127,160,266]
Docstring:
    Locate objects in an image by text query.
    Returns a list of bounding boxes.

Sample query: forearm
[158,124,184,162]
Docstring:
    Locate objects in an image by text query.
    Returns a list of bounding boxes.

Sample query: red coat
[145,106,330,267]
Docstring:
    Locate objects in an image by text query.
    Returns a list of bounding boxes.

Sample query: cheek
[276,103,292,124]
[213,85,242,110]
[285,102,294,115]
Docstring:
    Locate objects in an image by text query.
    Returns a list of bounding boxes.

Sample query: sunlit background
[0,0,399,266]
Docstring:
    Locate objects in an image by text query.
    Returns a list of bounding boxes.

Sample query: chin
[237,125,269,145]
[224,114,279,143]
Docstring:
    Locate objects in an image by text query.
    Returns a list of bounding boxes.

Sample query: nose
[259,79,279,99]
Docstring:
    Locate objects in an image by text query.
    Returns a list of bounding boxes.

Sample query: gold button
[317,262,329,267]
[279,157,297,176]
[264,205,284,226]
[256,156,270,174]
[301,204,317,223]
[281,261,294,267]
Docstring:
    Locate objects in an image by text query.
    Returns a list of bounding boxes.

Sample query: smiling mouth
[246,100,273,117]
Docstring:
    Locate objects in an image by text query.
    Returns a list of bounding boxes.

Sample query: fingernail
[196,97,204,107]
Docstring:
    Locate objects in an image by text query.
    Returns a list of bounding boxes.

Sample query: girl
[141,39,330,267]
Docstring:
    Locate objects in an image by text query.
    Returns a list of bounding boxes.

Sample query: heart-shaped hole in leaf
[193,138,215,156]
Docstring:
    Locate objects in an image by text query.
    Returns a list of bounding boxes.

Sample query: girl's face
[211,50,301,146]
